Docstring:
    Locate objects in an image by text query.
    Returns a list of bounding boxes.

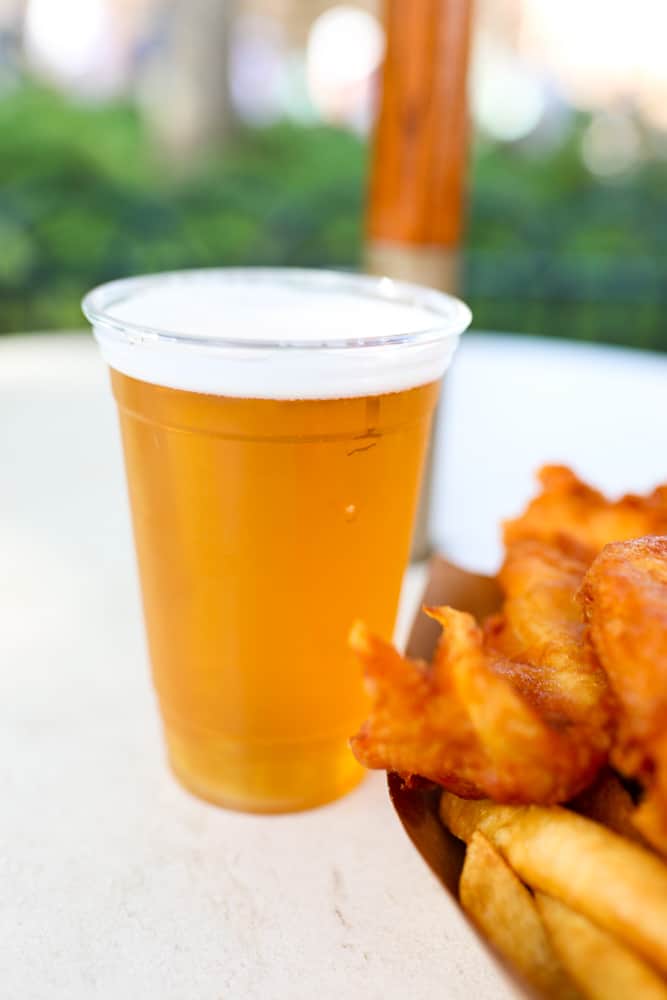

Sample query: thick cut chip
[460,832,579,999]
[440,792,667,976]
[536,893,667,1000]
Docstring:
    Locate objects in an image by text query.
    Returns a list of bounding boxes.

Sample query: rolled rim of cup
[82,267,472,351]
[82,267,472,399]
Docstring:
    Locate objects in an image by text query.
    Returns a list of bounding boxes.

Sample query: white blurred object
[471,37,546,142]
[229,13,287,125]
[306,4,384,132]
[24,0,124,97]
[581,110,642,177]
[519,0,667,116]
[431,334,667,575]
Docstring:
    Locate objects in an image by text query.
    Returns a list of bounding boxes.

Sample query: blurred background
[0,0,665,348]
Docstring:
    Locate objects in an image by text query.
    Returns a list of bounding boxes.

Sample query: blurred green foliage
[467,131,667,349]
[1,83,665,349]
[0,84,365,332]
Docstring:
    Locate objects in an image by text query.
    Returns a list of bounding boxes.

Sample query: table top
[5,330,665,999]
[1,334,516,1000]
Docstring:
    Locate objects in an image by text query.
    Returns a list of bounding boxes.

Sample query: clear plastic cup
[83,268,470,812]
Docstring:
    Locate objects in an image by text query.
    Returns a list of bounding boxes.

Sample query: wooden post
[365,0,474,558]
[366,0,473,287]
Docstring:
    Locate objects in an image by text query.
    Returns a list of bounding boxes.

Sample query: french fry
[536,894,667,1000]
[460,833,580,1000]
[440,792,667,975]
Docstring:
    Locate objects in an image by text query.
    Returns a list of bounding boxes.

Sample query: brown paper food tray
[388,556,535,998]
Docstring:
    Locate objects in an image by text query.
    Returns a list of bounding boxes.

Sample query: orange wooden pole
[365,0,474,559]
[365,0,474,292]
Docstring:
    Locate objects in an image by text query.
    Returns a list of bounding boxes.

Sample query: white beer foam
[84,270,470,399]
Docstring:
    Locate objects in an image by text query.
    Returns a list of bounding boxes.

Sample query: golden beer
[84,270,470,812]
[112,373,439,810]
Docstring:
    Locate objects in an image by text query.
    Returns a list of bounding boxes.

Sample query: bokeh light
[471,38,546,142]
[519,0,667,114]
[229,14,287,125]
[24,0,123,96]
[581,111,642,177]
[306,4,384,131]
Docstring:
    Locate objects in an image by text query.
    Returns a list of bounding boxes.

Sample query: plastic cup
[83,268,470,812]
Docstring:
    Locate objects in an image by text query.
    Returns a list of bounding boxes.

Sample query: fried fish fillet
[350,600,608,804]
[504,466,667,559]
[580,536,667,854]
[484,540,611,734]
[351,470,666,821]
[429,607,607,802]
[349,620,484,799]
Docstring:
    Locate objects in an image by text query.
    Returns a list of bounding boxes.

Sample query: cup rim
[81,267,472,353]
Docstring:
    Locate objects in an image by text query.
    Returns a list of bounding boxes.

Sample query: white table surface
[5,331,665,999]
[1,334,517,1000]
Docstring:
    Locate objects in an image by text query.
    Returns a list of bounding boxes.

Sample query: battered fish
[580,536,667,853]
[351,599,608,804]
[504,466,667,559]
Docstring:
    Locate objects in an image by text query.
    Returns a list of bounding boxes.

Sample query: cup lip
[81,267,472,353]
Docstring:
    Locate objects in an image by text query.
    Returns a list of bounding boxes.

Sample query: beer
[83,270,470,812]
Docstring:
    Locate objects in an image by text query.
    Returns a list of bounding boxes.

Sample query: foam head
[83,269,471,399]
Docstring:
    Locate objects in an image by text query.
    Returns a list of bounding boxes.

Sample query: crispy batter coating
[350,599,608,804]
[349,621,483,798]
[350,468,667,824]
[429,607,607,802]
[485,540,611,732]
[504,466,667,558]
[580,536,667,853]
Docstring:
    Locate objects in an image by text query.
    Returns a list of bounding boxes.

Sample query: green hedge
[1,84,665,349]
